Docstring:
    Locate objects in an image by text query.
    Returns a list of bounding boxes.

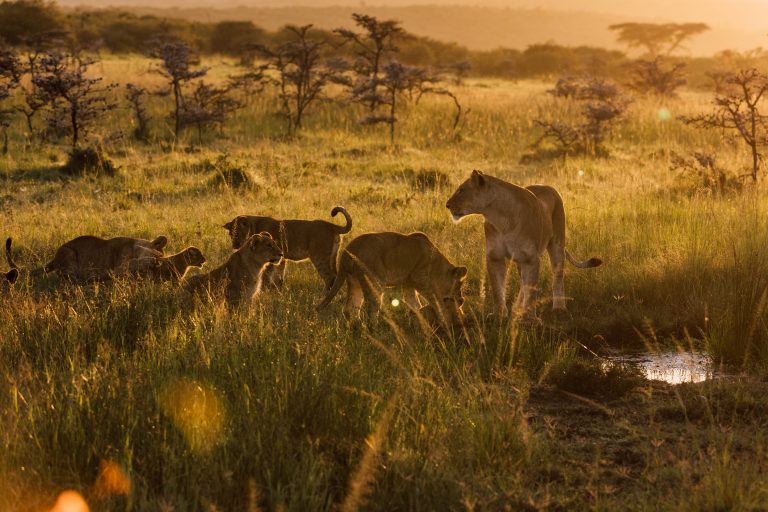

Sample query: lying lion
[8,234,168,282]
[120,246,207,282]
[317,231,467,328]
[223,206,352,289]
[183,232,283,307]
[446,170,601,318]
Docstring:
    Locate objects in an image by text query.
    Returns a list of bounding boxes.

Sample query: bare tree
[125,83,150,141]
[0,47,22,153]
[14,31,68,139]
[33,52,117,150]
[178,81,242,143]
[534,76,629,158]
[627,57,686,97]
[252,25,338,136]
[335,14,405,112]
[680,69,768,182]
[150,40,208,139]
[608,22,710,57]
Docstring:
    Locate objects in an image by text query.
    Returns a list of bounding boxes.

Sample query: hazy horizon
[56,0,768,55]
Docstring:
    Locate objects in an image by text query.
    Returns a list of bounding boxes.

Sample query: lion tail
[317,252,349,309]
[565,249,602,269]
[330,206,352,234]
[5,238,17,269]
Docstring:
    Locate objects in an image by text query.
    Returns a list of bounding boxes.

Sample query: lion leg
[402,287,422,312]
[547,242,567,311]
[345,276,364,319]
[360,275,383,319]
[516,257,540,319]
[486,254,508,317]
[310,246,336,290]
[263,260,286,289]
[512,261,524,311]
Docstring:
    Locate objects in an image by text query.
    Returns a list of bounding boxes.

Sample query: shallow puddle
[607,351,713,384]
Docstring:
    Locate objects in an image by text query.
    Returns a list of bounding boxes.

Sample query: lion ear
[223,220,234,231]
[454,266,468,280]
[471,170,485,186]
[151,235,168,250]
[6,268,18,284]
[258,231,273,239]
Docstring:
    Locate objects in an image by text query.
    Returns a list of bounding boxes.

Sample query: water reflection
[608,351,713,384]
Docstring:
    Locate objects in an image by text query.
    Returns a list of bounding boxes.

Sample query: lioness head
[241,232,283,268]
[446,170,491,222]
[436,265,468,305]
[223,217,255,250]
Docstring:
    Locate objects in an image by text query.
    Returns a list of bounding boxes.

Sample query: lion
[119,246,207,282]
[10,234,168,282]
[183,232,283,307]
[4,239,19,285]
[317,231,467,328]
[446,170,601,318]
[223,206,352,289]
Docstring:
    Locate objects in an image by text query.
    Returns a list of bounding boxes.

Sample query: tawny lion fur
[223,206,352,289]
[318,231,467,327]
[446,170,601,318]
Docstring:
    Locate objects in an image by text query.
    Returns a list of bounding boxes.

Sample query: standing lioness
[317,231,467,327]
[183,232,283,307]
[223,206,352,289]
[446,170,601,318]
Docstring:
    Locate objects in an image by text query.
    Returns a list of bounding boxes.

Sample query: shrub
[546,358,644,399]
[61,146,118,177]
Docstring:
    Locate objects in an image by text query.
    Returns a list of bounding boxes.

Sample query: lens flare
[657,107,671,121]
[391,299,400,307]
[49,491,89,512]
[158,379,226,453]
[93,460,131,497]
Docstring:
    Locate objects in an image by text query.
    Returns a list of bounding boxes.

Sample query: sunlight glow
[391,299,400,307]
[657,107,671,121]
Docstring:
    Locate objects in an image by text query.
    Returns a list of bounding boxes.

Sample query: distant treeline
[0,0,764,85]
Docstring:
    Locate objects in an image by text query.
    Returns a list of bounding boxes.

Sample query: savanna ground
[2,55,768,511]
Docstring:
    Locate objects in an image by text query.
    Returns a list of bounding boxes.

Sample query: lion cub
[7,235,168,282]
[183,232,283,307]
[317,231,467,327]
[120,246,206,282]
[223,206,352,289]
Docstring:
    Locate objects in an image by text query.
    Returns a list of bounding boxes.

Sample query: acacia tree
[335,14,405,111]
[681,69,768,183]
[150,40,208,139]
[33,52,117,150]
[252,25,338,136]
[608,22,710,57]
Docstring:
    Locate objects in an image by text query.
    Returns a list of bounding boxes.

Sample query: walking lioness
[223,207,352,289]
[446,170,601,318]
[317,231,467,327]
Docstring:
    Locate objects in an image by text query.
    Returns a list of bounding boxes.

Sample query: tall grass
[2,55,768,510]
